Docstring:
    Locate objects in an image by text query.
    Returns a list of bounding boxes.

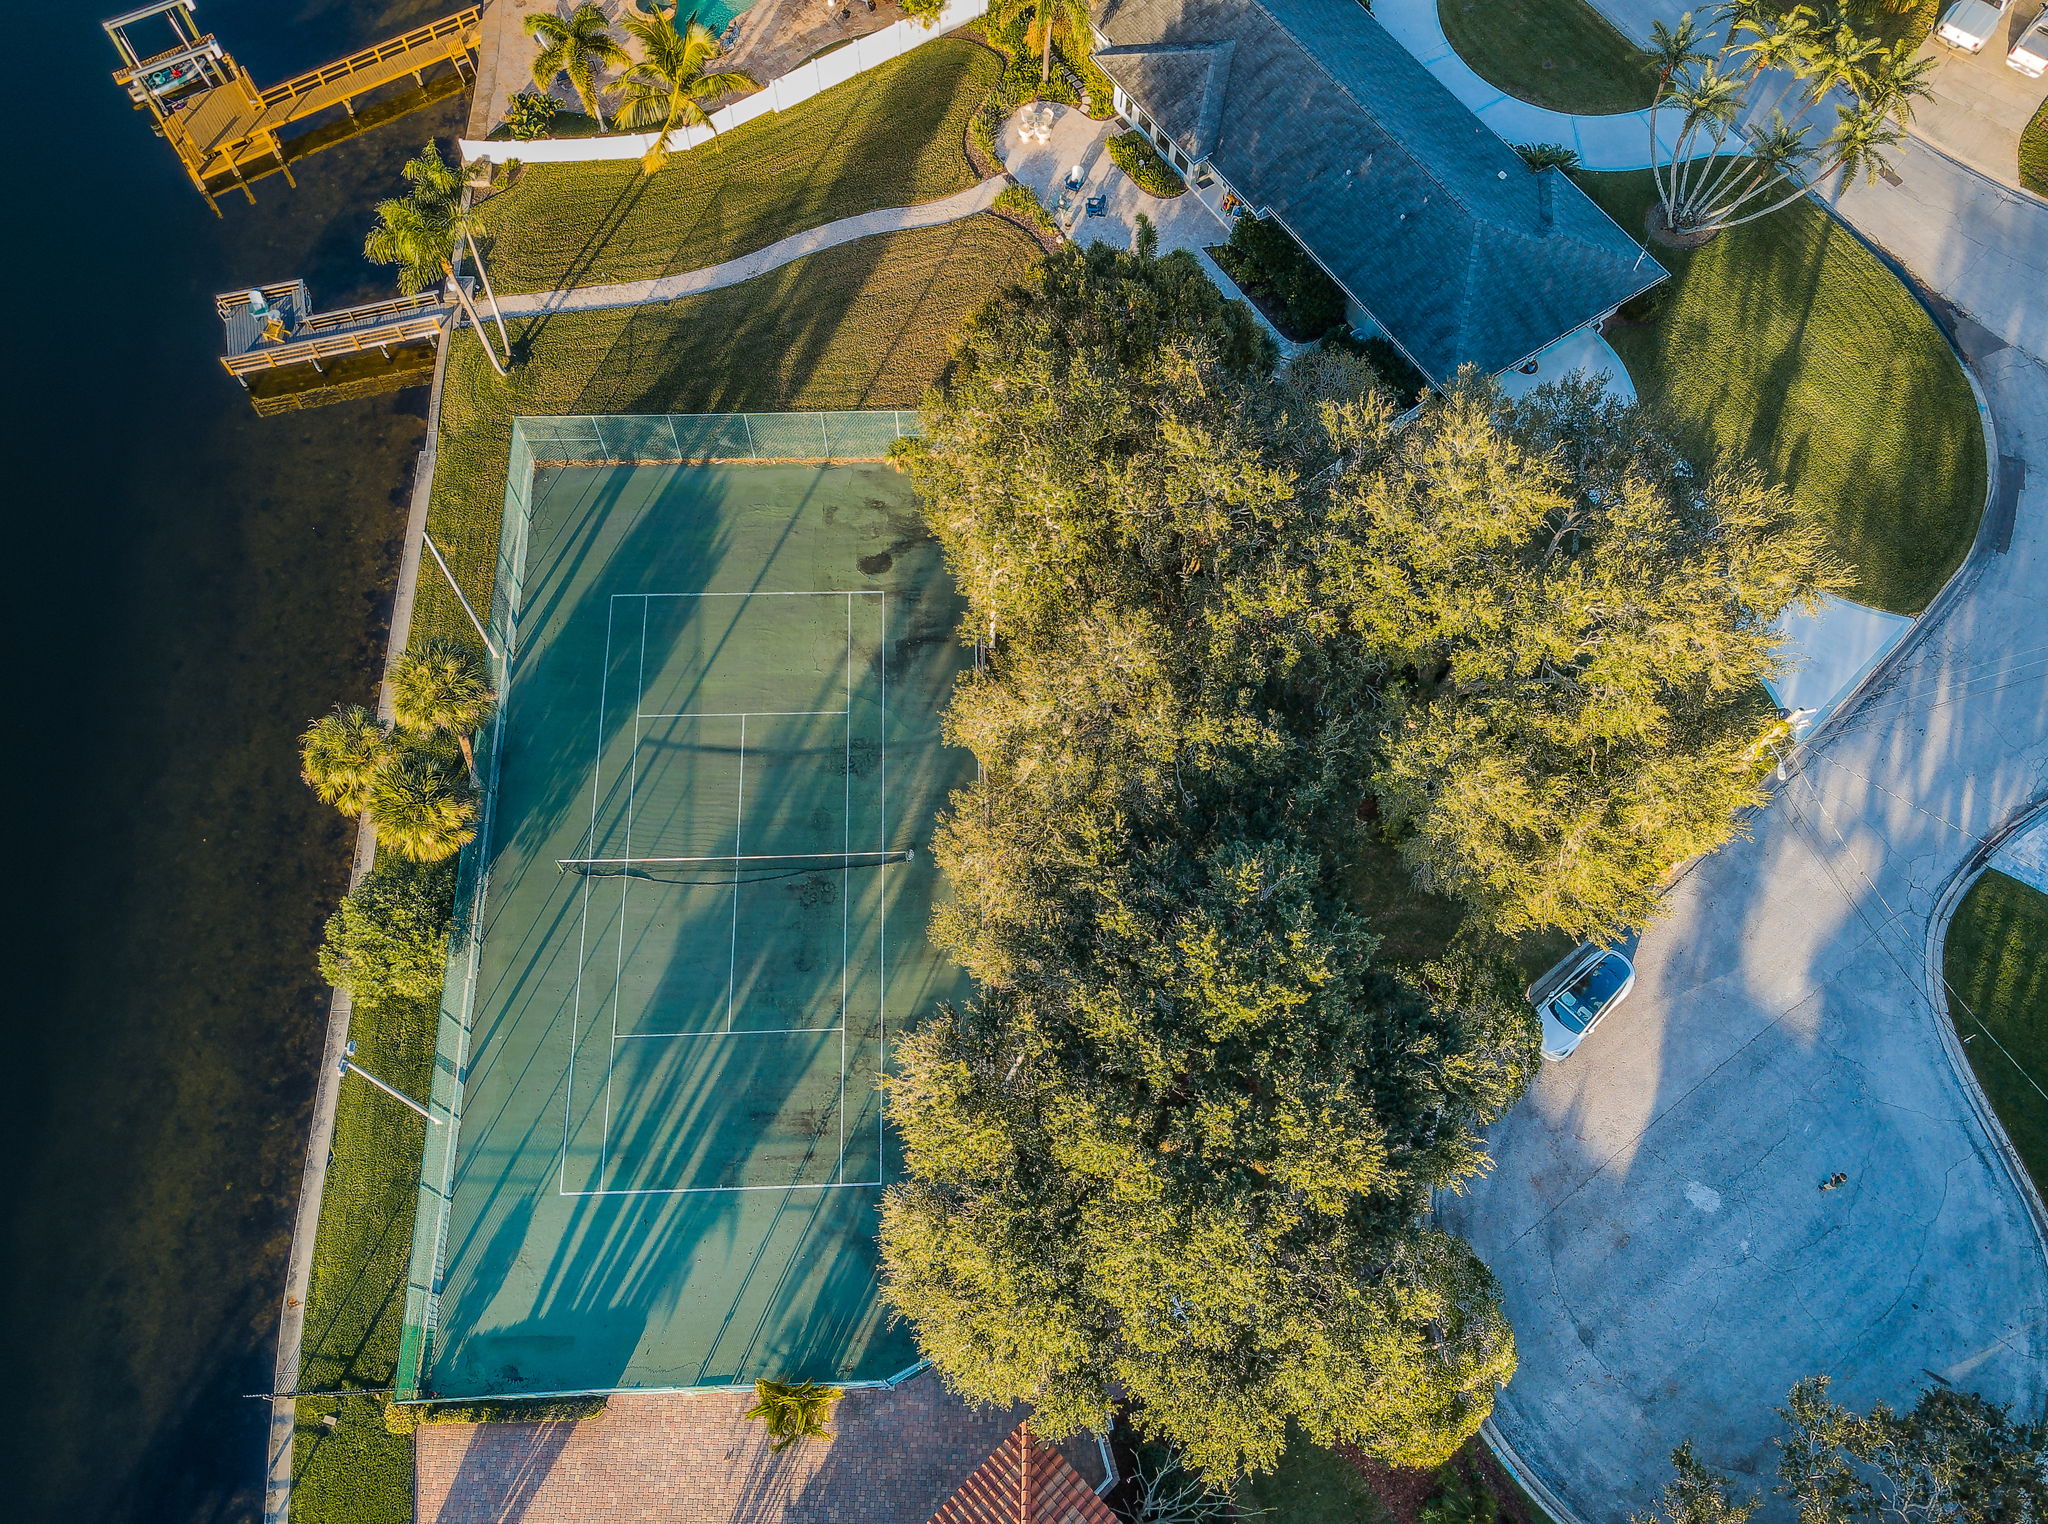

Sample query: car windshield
[1552,955,1629,1032]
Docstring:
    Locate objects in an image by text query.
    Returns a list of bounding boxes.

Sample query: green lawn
[1942,868,2048,1197]
[410,212,1042,649]
[479,37,999,295]
[1579,170,1984,614]
[290,981,439,1524]
[1236,1434,1394,1524]
[2023,96,2048,197]
[1436,0,1658,115]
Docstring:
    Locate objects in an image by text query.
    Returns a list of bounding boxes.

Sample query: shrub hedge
[382,1396,608,1435]
[1212,213,1347,340]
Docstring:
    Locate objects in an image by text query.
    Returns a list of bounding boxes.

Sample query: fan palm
[525,2,627,130]
[616,6,756,168]
[300,706,394,816]
[364,184,510,376]
[1645,13,1714,204]
[400,143,513,359]
[1660,61,1748,221]
[743,1379,841,1450]
[1854,46,1935,130]
[390,637,496,777]
[368,750,479,863]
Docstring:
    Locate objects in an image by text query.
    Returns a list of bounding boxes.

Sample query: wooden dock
[106,2,481,211]
[217,280,453,412]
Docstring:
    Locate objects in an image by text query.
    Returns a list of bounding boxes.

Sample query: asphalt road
[1438,26,2048,1523]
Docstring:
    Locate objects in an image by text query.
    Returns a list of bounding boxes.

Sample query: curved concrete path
[493,178,1007,318]
[1373,0,1691,168]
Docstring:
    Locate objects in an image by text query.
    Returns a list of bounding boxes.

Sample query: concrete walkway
[493,178,1006,317]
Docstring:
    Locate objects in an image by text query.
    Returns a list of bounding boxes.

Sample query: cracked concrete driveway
[1439,70,2048,1524]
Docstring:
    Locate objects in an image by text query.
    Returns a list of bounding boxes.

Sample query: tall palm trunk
[463,229,513,357]
[441,259,509,376]
[1040,10,1054,86]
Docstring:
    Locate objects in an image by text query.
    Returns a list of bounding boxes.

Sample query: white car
[1938,0,2010,50]
[1537,946,1637,1061]
[2011,8,2048,75]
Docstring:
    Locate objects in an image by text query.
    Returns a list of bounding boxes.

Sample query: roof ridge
[1233,0,1486,223]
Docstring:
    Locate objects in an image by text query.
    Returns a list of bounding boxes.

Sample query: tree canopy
[1642,1379,2048,1524]
[883,242,1833,1480]
[319,857,458,1008]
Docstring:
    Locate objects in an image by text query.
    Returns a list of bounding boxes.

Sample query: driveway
[1902,20,2048,190]
[1423,4,2048,1519]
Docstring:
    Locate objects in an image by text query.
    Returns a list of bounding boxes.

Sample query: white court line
[612,590,883,599]
[563,589,891,1198]
[617,1025,845,1039]
[638,709,848,719]
[565,851,897,865]
[730,713,745,1034]
[564,1178,886,1198]
[559,593,622,1192]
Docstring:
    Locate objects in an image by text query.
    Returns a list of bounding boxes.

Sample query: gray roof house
[1092,0,1668,384]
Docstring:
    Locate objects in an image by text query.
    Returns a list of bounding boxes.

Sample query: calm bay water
[4,2,465,1517]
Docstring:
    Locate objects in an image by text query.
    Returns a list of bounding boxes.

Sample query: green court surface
[405,416,972,1398]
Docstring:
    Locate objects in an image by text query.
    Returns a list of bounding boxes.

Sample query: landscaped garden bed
[1107,127,1185,196]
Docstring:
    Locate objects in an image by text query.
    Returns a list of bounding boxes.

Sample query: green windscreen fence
[396,412,966,1402]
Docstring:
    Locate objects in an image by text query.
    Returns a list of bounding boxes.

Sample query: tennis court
[400,414,972,1398]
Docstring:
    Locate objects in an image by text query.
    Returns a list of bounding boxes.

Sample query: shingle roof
[1094,0,1667,382]
[926,1424,1119,1524]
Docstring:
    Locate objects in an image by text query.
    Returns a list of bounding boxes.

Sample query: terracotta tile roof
[927,1423,1119,1524]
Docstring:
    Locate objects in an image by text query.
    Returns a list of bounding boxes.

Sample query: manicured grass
[1579,170,1984,614]
[2023,96,2048,197]
[1942,868,2048,1198]
[480,38,999,295]
[1436,0,1658,115]
[290,979,439,1524]
[1236,1434,1395,1524]
[411,210,1043,678]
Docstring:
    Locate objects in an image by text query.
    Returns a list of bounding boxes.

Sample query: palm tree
[400,144,513,357]
[1649,2,1912,239]
[988,0,1090,89]
[1657,61,1746,225]
[1645,13,1714,204]
[390,637,496,778]
[616,6,756,169]
[300,706,394,816]
[365,184,510,377]
[743,1379,841,1450]
[368,750,478,862]
[525,2,627,130]
[1854,46,1936,131]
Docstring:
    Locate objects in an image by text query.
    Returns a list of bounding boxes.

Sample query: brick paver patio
[415,1371,1107,1524]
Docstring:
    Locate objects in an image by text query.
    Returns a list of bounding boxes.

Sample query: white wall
[458,0,991,165]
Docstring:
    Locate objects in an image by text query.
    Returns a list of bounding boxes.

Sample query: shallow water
[4,2,465,1518]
